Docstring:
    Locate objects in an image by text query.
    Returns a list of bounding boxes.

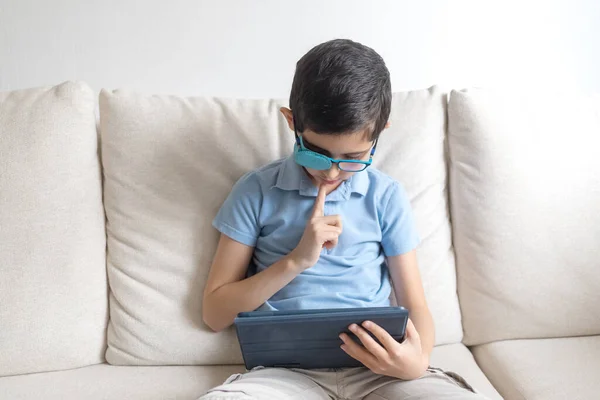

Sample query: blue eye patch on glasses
[294,135,377,172]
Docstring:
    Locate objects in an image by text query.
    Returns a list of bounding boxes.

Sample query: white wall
[1,0,598,97]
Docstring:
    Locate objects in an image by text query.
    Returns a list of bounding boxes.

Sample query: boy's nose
[325,163,340,178]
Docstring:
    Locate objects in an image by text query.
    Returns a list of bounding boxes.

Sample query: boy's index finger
[311,185,327,218]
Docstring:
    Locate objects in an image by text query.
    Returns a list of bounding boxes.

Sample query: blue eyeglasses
[294,134,377,172]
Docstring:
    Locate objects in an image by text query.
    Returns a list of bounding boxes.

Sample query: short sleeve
[212,173,262,247]
[380,182,420,256]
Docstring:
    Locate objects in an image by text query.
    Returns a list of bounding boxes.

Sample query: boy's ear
[385,121,391,129]
[280,107,295,131]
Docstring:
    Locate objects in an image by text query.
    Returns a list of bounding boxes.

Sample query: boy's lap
[199,366,488,400]
[200,367,330,400]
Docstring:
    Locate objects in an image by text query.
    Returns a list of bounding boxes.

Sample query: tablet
[234,306,409,370]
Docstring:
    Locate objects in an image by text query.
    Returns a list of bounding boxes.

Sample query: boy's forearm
[409,305,435,365]
[203,255,302,331]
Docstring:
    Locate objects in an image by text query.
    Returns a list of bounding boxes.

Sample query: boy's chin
[314,177,345,191]
[319,178,343,186]
[303,168,346,188]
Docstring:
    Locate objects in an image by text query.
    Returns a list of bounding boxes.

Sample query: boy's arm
[339,249,434,379]
[387,250,435,365]
[203,185,341,332]
[202,234,302,332]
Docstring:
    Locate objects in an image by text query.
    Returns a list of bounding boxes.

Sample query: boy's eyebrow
[303,137,371,158]
[343,148,371,157]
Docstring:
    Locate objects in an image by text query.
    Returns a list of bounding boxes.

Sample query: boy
[200,39,485,399]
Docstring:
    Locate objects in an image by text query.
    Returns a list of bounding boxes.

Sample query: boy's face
[281,107,386,191]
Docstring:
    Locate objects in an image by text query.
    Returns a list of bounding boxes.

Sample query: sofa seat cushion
[0,364,245,400]
[0,344,501,400]
[430,343,502,400]
[472,335,600,400]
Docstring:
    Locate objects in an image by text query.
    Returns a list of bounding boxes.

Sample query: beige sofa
[1,82,598,400]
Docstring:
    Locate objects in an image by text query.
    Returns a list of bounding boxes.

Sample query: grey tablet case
[234,307,409,369]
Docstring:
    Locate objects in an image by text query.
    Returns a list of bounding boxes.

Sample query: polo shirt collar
[275,155,370,200]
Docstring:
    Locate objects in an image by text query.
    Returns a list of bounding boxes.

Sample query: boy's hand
[289,185,342,271]
[339,319,428,380]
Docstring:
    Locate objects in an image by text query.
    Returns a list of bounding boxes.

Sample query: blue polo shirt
[213,155,420,311]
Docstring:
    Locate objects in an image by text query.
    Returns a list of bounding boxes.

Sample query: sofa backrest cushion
[0,82,107,376]
[449,88,600,345]
[99,87,462,365]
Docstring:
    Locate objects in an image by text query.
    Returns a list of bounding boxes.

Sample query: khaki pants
[199,366,490,400]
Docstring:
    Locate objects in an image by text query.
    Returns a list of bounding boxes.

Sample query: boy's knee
[197,391,253,400]
[366,368,489,400]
